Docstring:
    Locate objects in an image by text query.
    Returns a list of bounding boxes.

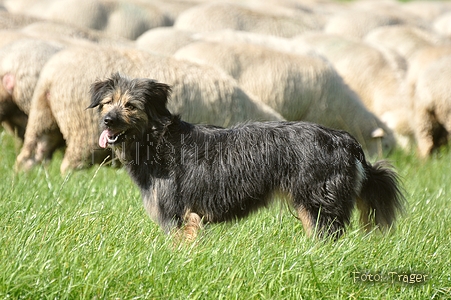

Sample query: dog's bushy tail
[357,161,406,231]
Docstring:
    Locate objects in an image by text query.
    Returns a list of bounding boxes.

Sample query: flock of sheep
[1,0,451,174]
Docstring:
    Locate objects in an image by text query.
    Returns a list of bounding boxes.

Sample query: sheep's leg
[60,139,92,174]
[414,109,437,157]
[15,90,61,170]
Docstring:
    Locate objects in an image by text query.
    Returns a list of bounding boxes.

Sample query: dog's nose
[104,115,114,126]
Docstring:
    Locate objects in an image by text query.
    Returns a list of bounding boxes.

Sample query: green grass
[1,130,450,299]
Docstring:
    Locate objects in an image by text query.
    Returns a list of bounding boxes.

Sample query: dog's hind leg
[356,197,373,233]
[297,204,349,239]
[296,205,314,238]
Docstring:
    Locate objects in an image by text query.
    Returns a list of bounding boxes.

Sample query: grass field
[1,130,450,299]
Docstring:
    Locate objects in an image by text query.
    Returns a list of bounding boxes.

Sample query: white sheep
[433,11,451,38]
[401,1,451,21]
[0,29,30,48]
[15,44,284,173]
[406,45,451,98]
[413,54,451,156]
[20,21,134,47]
[0,38,64,140]
[7,0,172,40]
[174,40,396,158]
[0,10,41,29]
[174,2,322,38]
[101,0,171,40]
[135,27,196,56]
[193,29,299,54]
[294,33,414,149]
[324,10,403,39]
[364,25,447,61]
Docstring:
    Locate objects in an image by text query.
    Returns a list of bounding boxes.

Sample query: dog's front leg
[181,211,202,242]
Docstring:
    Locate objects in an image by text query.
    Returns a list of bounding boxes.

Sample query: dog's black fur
[89,73,405,239]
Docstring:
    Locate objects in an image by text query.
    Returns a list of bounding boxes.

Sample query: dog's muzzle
[99,128,125,148]
[98,113,128,148]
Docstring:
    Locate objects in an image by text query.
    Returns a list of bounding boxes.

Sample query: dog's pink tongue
[99,129,109,148]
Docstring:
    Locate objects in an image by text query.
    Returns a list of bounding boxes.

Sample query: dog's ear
[135,78,173,124]
[87,73,122,109]
[88,78,111,109]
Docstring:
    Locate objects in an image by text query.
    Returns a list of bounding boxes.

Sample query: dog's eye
[125,103,135,110]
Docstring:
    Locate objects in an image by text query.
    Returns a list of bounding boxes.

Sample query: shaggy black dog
[88,73,405,240]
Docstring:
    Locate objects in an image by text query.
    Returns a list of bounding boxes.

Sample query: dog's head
[88,72,172,149]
